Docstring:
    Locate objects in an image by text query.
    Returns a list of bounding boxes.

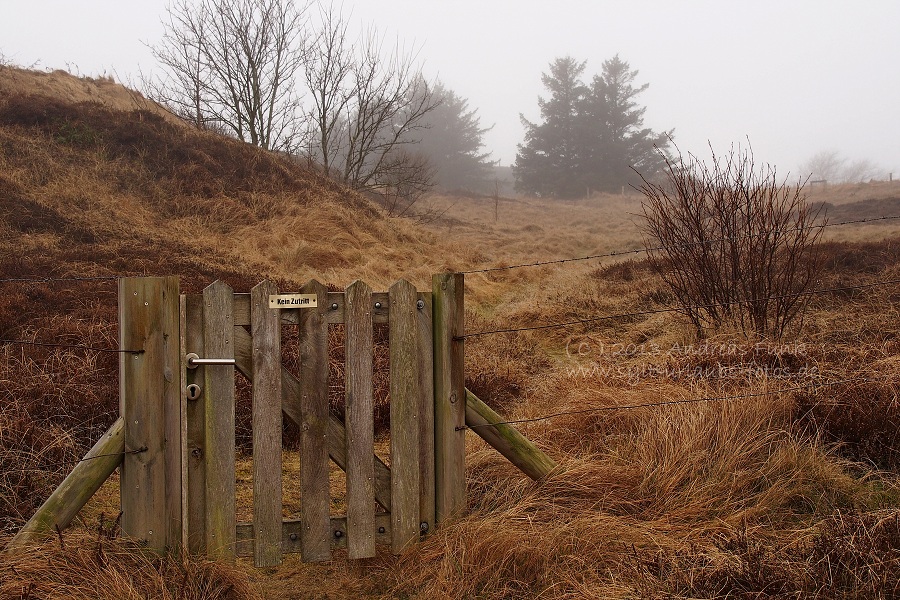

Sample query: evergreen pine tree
[515,55,671,197]
[416,81,495,192]
[514,57,589,198]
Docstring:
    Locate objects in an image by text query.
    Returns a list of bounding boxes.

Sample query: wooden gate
[117,275,465,566]
[9,274,556,558]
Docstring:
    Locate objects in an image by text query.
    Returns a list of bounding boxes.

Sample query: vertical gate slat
[298,279,332,562]
[251,281,283,567]
[167,289,186,554]
[183,294,206,553]
[345,280,376,559]
[389,280,421,553]
[433,273,466,523]
[203,280,236,560]
[416,293,435,535]
[177,294,190,552]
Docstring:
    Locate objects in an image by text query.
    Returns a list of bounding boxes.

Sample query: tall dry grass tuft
[0,529,260,600]
[387,392,870,599]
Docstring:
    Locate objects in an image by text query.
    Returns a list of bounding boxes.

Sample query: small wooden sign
[268,294,318,309]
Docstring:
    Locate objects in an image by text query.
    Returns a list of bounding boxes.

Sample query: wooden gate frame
[117,274,466,565]
[7,275,555,559]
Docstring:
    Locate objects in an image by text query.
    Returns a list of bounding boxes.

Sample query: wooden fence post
[464,389,557,480]
[119,276,181,553]
[433,273,465,523]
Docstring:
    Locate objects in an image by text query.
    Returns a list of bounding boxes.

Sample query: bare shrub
[638,143,826,339]
[375,148,436,217]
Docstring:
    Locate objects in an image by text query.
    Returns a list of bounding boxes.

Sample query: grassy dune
[2,66,900,599]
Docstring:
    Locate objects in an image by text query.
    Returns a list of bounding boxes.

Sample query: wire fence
[0,338,142,354]
[461,214,900,275]
[461,278,900,340]
[458,377,871,431]
[1,212,899,441]
[455,214,899,431]
[0,275,119,284]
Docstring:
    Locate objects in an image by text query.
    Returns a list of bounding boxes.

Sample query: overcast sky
[1,0,898,177]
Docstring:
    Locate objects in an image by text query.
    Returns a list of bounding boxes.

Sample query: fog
[2,0,897,178]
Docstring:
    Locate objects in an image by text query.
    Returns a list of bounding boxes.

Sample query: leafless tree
[639,143,826,340]
[302,2,353,177]
[841,158,880,183]
[802,150,881,184]
[149,0,309,152]
[150,0,437,212]
[302,5,438,210]
[801,150,846,183]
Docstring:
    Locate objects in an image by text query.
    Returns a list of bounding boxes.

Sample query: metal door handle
[185,352,235,369]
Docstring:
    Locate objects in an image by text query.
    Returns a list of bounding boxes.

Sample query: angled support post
[6,418,125,552]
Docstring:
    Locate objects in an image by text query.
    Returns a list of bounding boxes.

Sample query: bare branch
[148,0,309,152]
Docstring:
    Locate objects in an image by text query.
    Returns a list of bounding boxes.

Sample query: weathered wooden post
[119,276,182,553]
[6,418,126,551]
[464,389,557,480]
[202,280,236,560]
[433,273,465,523]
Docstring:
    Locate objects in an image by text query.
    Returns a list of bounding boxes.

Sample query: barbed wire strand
[461,214,900,275]
[458,377,870,430]
[0,275,119,284]
[0,339,143,354]
[2,216,896,283]
[460,278,900,340]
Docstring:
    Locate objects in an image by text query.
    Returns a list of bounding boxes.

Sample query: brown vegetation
[1,529,260,600]
[3,66,900,598]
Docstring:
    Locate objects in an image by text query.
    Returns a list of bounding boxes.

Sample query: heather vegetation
[2,66,900,599]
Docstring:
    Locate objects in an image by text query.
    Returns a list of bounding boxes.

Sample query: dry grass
[386,394,880,598]
[3,65,900,598]
[0,65,176,123]
[1,529,260,600]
